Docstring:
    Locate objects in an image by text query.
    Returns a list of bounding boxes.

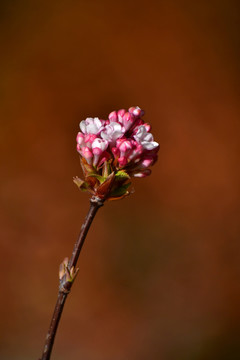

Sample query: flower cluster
[74,106,159,200]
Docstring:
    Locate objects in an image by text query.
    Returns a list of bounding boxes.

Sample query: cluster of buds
[74,106,159,200]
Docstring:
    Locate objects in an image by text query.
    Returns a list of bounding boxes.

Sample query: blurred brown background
[0,1,240,359]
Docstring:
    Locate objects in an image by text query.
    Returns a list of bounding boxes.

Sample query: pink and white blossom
[80,117,104,135]
[133,125,159,150]
[76,106,159,177]
[101,122,123,145]
[92,138,108,166]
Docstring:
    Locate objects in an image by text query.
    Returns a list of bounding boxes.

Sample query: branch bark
[39,196,104,360]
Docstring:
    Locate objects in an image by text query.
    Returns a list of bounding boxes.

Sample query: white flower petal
[143,133,153,142]
[100,122,123,144]
[142,141,159,150]
[79,117,103,135]
[93,117,103,129]
[92,138,108,151]
[80,121,87,133]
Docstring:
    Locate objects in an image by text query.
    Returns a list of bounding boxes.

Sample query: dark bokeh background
[0,1,240,359]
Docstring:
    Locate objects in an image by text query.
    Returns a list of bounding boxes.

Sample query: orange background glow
[0,1,240,359]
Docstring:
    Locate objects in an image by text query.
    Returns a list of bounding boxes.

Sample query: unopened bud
[108,111,118,122]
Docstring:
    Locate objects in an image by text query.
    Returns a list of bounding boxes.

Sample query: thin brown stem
[39,196,104,360]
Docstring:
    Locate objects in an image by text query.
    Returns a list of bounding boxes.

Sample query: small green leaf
[87,173,106,184]
[115,170,130,181]
[96,172,115,198]
[109,182,131,197]
[102,161,113,178]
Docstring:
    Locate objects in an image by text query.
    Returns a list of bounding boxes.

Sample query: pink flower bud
[128,106,144,118]
[121,112,136,131]
[108,111,118,122]
[128,142,143,161]
[142,158,153,168]
[111,147,120,162]
[133,169,151,177]
[117,109,126,118]
[116,138,133,157]
[84,134,97,146]
[122,112,131,122]
[143,123,151,132]
[81,147,93,164]
[141,155,157,168]
[118,156,128,167]
[111,147,119,157]
[76,132,85,145]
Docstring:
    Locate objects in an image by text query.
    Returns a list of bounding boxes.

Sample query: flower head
[74,106,159,200]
